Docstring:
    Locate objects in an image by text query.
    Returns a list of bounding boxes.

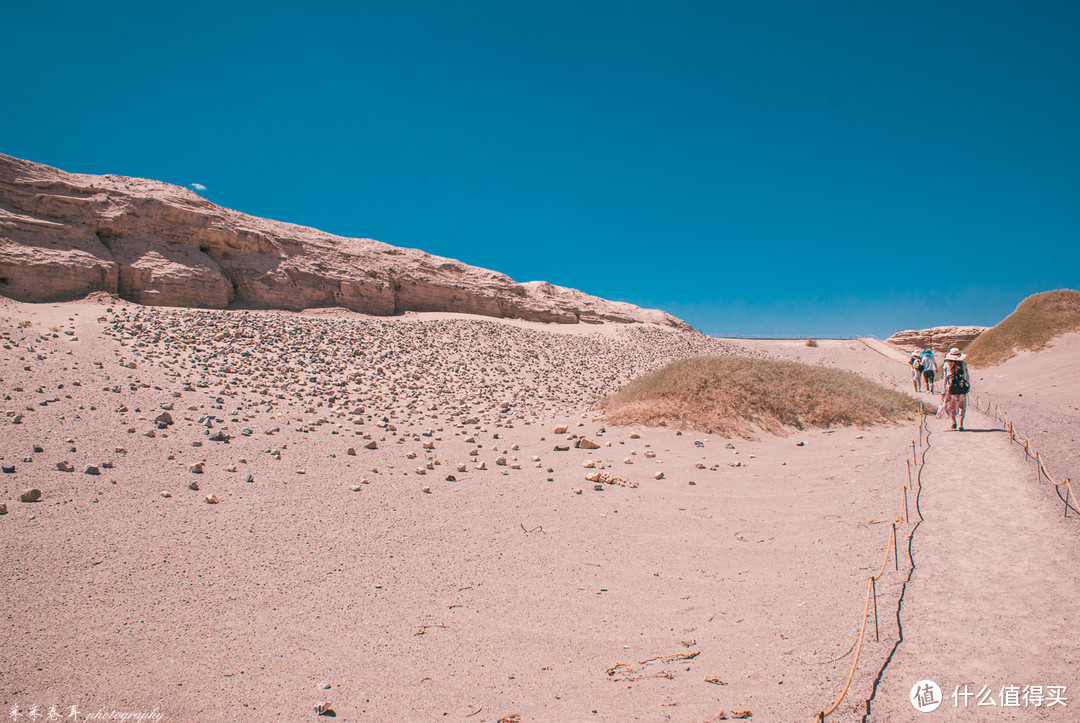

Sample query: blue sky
[4,1,1078,337]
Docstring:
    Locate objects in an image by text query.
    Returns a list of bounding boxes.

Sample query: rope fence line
[972,395,1078,519]
[816,412,927,720]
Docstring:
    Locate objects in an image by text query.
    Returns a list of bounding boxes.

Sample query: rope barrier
[820,392,1075,719]
[979,393,1077,520]
[817,412,922,720]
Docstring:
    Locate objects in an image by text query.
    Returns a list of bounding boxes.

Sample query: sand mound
[964,289,1080,368]
[602,356,926,438]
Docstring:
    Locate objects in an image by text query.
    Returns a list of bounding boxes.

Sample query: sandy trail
[862,406,1080,720]
[739,339,1080,721]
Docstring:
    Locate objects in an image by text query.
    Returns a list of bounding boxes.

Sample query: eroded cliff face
[886,325,987,352]
[0,153,690,330]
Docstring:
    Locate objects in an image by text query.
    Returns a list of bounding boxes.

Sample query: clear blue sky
[5,1,1078,337]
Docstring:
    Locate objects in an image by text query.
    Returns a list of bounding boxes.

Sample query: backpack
[948,364,970,395]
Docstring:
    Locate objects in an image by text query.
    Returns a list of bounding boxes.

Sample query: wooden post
[872,576,880,642]
[904,485,910,524]
[892,523,899,571]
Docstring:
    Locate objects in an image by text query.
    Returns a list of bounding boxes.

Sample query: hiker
[910,350,923,393]
[920,348,937,394]
[938,347,970,430]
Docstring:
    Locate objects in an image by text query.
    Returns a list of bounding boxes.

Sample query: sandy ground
[744,337,1080,721]
[2,303,1076,722]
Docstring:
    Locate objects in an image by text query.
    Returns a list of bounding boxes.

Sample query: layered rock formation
[0,153,690,329]
[886,325,987,352]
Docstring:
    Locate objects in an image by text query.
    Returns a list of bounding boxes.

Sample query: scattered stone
[205,494,220,504]
[654,471,664,480]
[554,426,568,434]
[585,471,638,488]
[154,411,173,427]
[189,480,200,491]
[0,503,6,514]
[347,448,356,456]
[364,441,378,450]
[85,466,100,475]
[576,438,601,450]
[57,461,74,472]
[20,489,42,503]
[190,462,205,474]
[422,486,432,494]
[160,491,172,498]
[1,464,14,474]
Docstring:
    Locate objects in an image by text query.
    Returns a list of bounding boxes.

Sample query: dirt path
[863,407,1080,720]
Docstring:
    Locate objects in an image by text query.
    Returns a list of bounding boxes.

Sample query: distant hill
[0,153,689,329]
[963,290,1080,368]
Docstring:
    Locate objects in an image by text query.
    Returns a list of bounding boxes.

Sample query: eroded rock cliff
[0,153,689,329]
[886,325,987,352]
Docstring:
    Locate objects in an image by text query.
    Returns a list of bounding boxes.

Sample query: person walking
[920,348,937,394]
[938,347,970,430]
[910,350,924,393]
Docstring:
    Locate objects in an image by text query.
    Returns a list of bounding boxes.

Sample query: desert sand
[3,301,1078,722]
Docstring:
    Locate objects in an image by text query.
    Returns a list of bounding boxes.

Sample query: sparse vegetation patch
[602,356,926,438]
[963,289,1080,368]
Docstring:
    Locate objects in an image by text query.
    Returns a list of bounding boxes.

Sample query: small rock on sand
[20,489,42,503]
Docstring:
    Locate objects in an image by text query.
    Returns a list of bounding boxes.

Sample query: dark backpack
[948,364,970,395]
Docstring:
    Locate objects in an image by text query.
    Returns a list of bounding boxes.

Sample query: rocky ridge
[0,153,689,329]
[885,325,987,352]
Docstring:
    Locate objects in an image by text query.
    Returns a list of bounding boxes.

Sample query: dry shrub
[602,356,926,439]
[963,289,1080,368]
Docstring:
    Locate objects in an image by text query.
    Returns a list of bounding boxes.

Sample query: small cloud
[190,183,207,191]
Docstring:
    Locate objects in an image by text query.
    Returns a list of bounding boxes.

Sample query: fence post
[892,523,899,571]
[904,485,910,524]
[872,576,879,642]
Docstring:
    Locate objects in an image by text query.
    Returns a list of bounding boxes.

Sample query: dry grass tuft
[601,356,927,439]
[963,289,1080,368]
[805,339,819,347]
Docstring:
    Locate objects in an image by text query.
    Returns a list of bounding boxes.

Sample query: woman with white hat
[938,348,970,430]
[910,349,924,393]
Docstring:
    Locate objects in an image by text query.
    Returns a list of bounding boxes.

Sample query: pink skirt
[937,393,967,418]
